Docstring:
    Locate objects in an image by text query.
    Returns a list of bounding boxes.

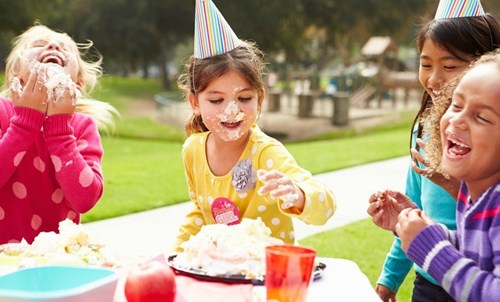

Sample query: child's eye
[450,103,462,111]
[208,99,223,104]
[476,114,492,124]
[444,65,458,70]
[239,97,253,102]
[31,41,46,48]
[420,63,431,68]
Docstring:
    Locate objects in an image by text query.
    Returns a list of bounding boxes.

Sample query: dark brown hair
[177,41,266,136]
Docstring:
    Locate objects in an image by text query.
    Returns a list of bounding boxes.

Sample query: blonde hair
[1,24,117,133]
[177,41,266,136]
[422,49,500,176]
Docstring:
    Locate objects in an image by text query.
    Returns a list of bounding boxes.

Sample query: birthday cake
[173,218,283,278]
[0,219,115,268]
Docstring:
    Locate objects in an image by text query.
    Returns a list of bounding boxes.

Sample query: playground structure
[357,36,422,108]
[265,36,422,126]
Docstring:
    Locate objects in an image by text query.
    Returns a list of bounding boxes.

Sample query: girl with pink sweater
[0,24,116,244]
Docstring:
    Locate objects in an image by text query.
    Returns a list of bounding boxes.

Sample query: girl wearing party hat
[173,0,336,252]
[367,0,500,301]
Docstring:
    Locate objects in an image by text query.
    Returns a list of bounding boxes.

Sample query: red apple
[124,260,176,302]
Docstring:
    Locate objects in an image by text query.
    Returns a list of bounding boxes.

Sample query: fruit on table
[124,260,176,302]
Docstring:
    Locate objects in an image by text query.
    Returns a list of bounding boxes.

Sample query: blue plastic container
[0,265,118,302]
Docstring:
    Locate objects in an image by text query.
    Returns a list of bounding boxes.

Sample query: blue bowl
[0,265,118,302]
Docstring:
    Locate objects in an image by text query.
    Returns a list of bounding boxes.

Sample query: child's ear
[188,92,200,114]
[259,88,266,111]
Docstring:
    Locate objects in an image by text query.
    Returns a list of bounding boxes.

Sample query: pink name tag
[211,197,241,225]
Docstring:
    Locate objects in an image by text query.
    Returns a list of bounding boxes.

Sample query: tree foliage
[1,0,499,86]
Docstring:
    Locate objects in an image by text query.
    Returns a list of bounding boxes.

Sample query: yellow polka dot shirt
[174,124,336,252]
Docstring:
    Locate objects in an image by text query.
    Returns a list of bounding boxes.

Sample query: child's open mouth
[430,89,443,100]
[221,120,243,129]
[446,136,471,158]
[41,52,65,67]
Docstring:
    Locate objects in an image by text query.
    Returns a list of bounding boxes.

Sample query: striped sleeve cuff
[407,224,448,268]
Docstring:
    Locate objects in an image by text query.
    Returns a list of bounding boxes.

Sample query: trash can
[267,91,281,112]
[298,93,314,118]
[332,92,350,126]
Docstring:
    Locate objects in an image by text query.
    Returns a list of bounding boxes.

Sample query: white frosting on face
[225,128,244,141]
[29,61,79,104]
[215,100,247,141]
[44,63,76,101]
[217,100,245,122]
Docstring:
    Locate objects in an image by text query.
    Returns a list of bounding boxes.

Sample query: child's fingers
[23,69,38,93]
[411,160,426,174]
[257,169,284,182]
[10,77,22,103]
[420,211,435,224]
[372,209,385,225]
[257,169,267,179]
[411,148,429,167]
[270,184,295,198]
[367,202,380,216]
[415,138,427,150]
[258,181,278,195]
[34,64,48,93]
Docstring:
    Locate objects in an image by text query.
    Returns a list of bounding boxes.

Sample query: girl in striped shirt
[396,49,500,302]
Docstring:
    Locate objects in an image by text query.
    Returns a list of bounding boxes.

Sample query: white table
[253,257,382,301]
[0,257,381,302]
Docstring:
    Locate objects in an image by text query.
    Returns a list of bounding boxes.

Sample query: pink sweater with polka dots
[0,97,104,244]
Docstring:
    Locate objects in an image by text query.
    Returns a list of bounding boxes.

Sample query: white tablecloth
[0,257,381,302]
[253,257,382,302]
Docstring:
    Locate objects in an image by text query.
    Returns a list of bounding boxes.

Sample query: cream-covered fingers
[46,85,77,115]
[13,68,49,113]
[257,169,303,210]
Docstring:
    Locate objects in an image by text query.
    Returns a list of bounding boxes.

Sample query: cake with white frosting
[173,218,283,278]
[0,219,115,267]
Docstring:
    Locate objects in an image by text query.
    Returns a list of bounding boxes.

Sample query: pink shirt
[0,97,104,244]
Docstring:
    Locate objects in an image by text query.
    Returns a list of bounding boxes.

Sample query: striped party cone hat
[194,0,241,59]
[435,0,485,19]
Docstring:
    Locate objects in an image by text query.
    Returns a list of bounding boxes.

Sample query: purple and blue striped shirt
[406,181,500,302]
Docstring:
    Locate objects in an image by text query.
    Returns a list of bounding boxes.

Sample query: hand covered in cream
[257,169,304,211]
[10,62,80,114]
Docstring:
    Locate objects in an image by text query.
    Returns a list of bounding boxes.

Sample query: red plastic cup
[265,245,316,302]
